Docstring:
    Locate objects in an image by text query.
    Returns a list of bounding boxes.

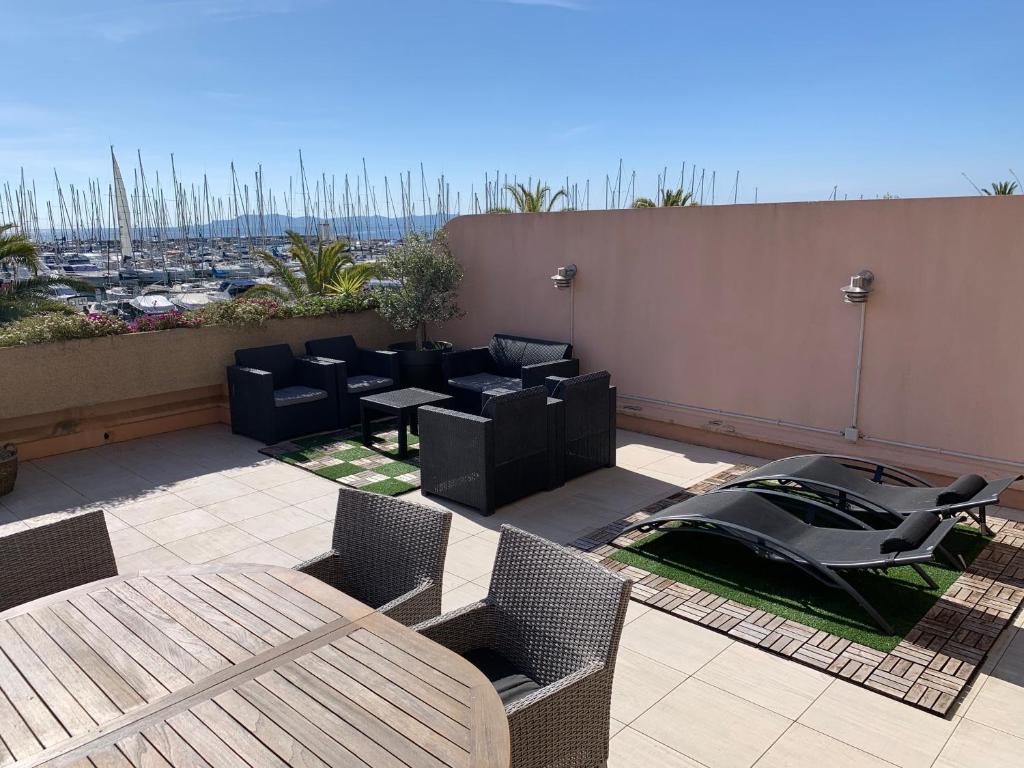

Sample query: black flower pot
[388,341,453,392]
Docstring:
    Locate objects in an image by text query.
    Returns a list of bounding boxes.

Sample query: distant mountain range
[40,213,451,243]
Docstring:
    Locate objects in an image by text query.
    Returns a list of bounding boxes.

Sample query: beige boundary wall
[441,197,1024,505]
[0,312,407,459]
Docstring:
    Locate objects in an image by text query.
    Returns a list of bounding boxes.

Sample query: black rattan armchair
[415,525,632,768]
[546,371,617,482]
[305,335,400,426]
[443,334,579,413]
[295,488,452,626]
[1,510,116,613]
[228,343,340,443]
[418,387,563,515]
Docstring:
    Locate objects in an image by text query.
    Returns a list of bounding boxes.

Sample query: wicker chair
[417,386,564,515]
[0,510,116,613]
[443,334,580,413]
[305,335,400,426]
[415,525,632,768]
[227,343,341,444]
[295,488,452,626]
[546,371,617,481]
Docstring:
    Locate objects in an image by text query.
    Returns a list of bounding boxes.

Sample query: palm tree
[632,188,698,208]
[0,223,93,321]
[327,262,379,297]
[982,181,1018,196]
[251,230,356,300]
[488,181,567,213]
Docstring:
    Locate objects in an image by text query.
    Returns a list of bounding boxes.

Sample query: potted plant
[374,231,463,390]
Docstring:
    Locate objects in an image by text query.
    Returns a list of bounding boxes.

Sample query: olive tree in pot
[374,232,464,390]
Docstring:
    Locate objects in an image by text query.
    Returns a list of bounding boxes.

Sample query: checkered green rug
[260,423,420,496]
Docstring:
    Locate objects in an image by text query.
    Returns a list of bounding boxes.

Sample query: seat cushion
[273,385,328,407]
[347,374,393,393]
[462,648,540,706]
[448,372,522,393]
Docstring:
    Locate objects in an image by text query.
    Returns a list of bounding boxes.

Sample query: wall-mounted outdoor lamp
[550,264,577,290]
[843,270,875,442]
[841,270,874,304]
[550,264,578,344]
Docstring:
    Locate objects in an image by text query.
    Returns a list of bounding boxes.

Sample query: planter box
[0,312,410,459]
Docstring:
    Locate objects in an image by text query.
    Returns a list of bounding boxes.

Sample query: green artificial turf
[611,524,990,652]
[261,423,420,497]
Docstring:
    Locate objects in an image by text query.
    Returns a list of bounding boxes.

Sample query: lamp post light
[843,270,875,442]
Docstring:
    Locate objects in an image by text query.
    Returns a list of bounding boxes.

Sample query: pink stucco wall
[440,197,1024,484]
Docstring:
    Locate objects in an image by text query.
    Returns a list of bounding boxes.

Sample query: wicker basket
[0,443,17,497]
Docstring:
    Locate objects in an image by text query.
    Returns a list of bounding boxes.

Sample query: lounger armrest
[413,600,498,653]
[417,406,495,512]
[442,347,490,379]
[521,358,579,388]
[358,348,400,380]
[295,355,343,392]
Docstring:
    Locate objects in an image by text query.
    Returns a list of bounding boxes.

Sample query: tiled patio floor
[3,424,1024,767]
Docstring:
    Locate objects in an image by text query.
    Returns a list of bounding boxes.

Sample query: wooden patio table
[0,564,509,768]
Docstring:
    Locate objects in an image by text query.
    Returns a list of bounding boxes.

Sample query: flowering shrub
[0,292,373,348]
[0,313,129,346]
[129,310,202,332]
[187,296,285,327]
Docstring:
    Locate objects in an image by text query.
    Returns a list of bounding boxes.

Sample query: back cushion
[482,386,548,462]
[235,344,294,389]
[489,334,572,377]
[306,335,360,372]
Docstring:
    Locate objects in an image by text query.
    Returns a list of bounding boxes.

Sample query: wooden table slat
[0,638,69,748]
[0,565,508,768]
[212,689,327,768]
[6,614,120,723]
[312,643,469,748]
[243,572,339,625]
[104,582,230,672]
[88,590,215,682]
[234,680,368,768]
[148,577,273,657]
[139,723,211,768]
[123,580,251,666]
[217,573,325,632]
[31,610,149,712]
[257,671,406,768]
[167,577,288,651]
[68,596,190,692]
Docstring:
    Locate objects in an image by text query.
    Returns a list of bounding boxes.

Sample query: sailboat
[111,148,136,281]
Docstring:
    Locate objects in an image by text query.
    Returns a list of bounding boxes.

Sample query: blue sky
[2,0,1021,211]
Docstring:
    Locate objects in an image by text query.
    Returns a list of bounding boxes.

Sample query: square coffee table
[360,387,453,459]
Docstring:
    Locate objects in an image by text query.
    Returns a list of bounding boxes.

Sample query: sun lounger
[718,454,1019,535]
[619,488,960,633]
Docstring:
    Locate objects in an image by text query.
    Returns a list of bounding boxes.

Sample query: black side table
[360,387,453,459]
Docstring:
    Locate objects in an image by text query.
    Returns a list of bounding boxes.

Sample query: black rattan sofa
[443,334,579,413]
[228,343,340,443]
[418,386,564,515]
[305,335,400,426]
[546,371,617,481]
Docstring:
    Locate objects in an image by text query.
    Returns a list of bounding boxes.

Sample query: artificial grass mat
[260,423,420,497]
[611,524,990,652]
